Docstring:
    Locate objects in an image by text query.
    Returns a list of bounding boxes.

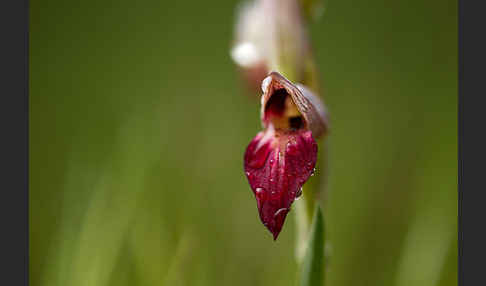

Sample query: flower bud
[231,0,311,93]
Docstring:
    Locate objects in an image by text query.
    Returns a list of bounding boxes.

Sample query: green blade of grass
[299,205,325,286]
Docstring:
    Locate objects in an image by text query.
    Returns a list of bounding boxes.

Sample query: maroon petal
[244,127,318,240]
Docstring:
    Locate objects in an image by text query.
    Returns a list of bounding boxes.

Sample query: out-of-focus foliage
[30,0,457,286]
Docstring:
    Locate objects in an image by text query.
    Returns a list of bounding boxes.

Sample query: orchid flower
[244,71,328,240]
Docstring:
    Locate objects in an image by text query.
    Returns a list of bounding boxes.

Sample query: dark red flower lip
[244,127,318,240]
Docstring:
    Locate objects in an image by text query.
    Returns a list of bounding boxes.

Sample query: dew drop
[255,187,265,199]
[274,208,288,218]
[310,167,316,176]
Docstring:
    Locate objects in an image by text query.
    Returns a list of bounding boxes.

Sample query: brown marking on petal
[244,127,318,240]
[260,71,329,138]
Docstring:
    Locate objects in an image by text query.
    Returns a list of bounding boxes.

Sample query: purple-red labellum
[244,127,318,240]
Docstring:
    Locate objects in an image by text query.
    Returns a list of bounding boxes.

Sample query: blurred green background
[30,0,457,285]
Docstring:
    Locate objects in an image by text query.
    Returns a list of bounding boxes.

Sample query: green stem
[298,205,325,286]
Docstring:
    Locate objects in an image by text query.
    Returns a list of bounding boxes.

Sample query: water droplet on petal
[255,187,265,198]
[274,208,288,218]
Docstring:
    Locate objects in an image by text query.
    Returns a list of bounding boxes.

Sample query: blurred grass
[30,0,456,286]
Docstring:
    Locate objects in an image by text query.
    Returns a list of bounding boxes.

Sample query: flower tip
[262,207,288,241]
[272,231,280,241]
